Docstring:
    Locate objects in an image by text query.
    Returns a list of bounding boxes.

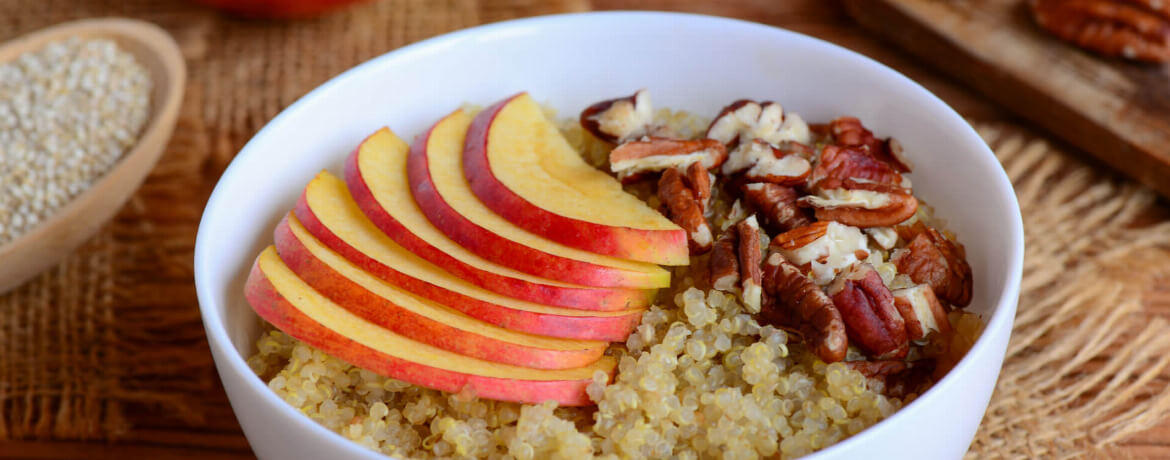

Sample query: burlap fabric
[1,0,1169,457]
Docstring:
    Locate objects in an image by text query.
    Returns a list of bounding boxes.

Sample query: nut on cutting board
[845,0,1170,201]
[0,18,185,294]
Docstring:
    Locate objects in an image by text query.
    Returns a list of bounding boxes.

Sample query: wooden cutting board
[844,0,1170,200]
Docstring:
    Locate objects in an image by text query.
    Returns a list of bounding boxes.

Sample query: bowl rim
[195,10,1024,459]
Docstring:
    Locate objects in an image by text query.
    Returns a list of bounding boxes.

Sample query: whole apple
[194,0,370,18]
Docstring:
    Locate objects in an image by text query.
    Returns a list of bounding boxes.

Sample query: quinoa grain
[0,37,151,245]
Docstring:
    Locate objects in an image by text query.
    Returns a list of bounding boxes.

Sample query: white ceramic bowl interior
[195,11,1023,460]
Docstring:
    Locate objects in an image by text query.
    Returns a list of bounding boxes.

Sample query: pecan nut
[761,252,848,363]
[580,89,654,143]
[772,221,830,252]
[684,162,712,214]
[803,143,917,228]
[827,263,909,360]
[722,139,812,185]
[891,227,973,307]
[830,117,912,172]
[658,167,713,254]
[707,215,764,312]
[801,188,919,228]
[709,231,740,291]
[892,284,952,341]
[809,145,907,192]
[742,182,813,234]
[771,221,870,285]
[705,99,811,148]
[737,215,764,313]
[609,137,727,183]
[1031,0,1170,62]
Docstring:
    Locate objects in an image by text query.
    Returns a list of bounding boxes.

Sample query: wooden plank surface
[0,0,1166,458]
[843,0,1170,201]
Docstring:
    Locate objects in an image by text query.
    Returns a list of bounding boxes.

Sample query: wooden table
[1,0,1166,458]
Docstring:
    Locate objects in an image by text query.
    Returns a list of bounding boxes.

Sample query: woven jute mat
[1,1,1169,457]
[969,125,1170,458]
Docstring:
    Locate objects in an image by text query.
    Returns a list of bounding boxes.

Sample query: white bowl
[195,11,1023,460]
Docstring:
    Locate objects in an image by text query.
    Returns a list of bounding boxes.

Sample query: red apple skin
[292,197,642,340]
[464,94,688,266]
[343,145,656,311]
[244,257,605,406]
[408,112,667,289]
[273,215,605,370]
[194,0,367,19]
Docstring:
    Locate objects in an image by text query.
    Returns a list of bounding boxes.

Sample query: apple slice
[245,247,614,406]
[273,214,607,370]
[409,110,670,289]
[465,93,688,266]
[345,128,656,310]
[291,190,642,341]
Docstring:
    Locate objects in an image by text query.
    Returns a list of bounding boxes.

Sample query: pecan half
[737,215,764,313]
[892,284,952,341]
[761,252,848,363]
[830,117,912,172]
[722,140,812,185]
[891,227,973,307]
[771,221,830,252]
[809,145,906,192]
[742,182,813,234]
[801,188,919,228]
[803,144,916,228]
[580,89,654,143]
[827,264,909,360]
[659,167,713,254]
[772,221,870,285]
[609,137,727,183]
[705,100,811,148]
[685,162,712,214]
[707,216,764,312]
[1031,0,1170,62]
[709,231,740,291]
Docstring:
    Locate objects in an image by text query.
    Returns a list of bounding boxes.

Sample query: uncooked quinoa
[248,103,983,459]
[0,37,152,245]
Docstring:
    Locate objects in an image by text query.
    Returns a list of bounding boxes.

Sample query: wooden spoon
[0,18,185,294]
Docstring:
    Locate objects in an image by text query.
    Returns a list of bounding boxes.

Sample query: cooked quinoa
[247,106,982,459]
[0,37,152,244]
